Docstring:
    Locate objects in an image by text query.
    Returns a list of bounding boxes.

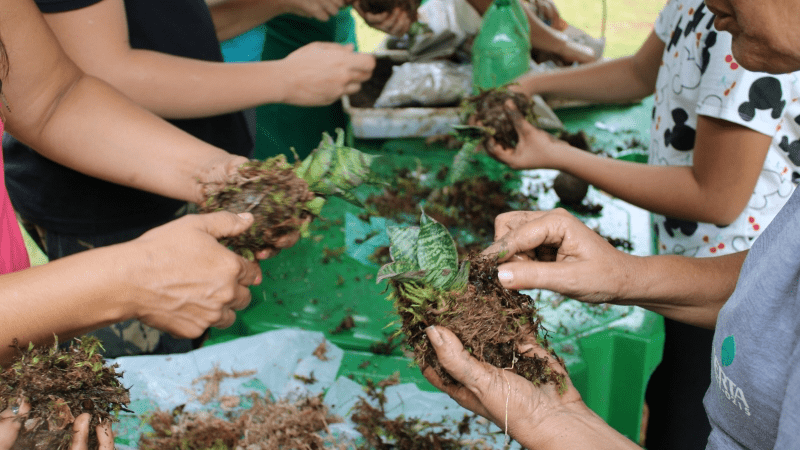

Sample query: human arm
[0,212,264,366]
[489,101,771,225]
[41,0,375,118]
[482,210,745,328]
[512,29,664,103]
[207,0,346,41]
[422,326,639,449]
[0,403,114,450]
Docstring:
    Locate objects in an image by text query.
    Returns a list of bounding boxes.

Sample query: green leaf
[387,226,420,265]
[304,196,327,216]
[417,212,459,290]
[449,260,471,293]
[376,261,425,283]
[448,140,479,184]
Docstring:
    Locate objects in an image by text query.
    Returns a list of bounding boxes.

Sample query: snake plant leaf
[449,260,471,294]
[417,212,459,290]
[294,128,383,207]
[447,140,479,184]
[376,261,426,284]
[387,226,420,266]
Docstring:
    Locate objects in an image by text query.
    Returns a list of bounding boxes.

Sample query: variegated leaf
[449,260,471,294]
[417,212,459,290]
[387,226,420,265]
[376,260,426,283]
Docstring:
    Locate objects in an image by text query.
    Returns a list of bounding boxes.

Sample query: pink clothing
[0,119,30,273]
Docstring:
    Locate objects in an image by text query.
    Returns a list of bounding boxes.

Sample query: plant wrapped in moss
[377,212,566,390]
[0,337,130,450]
[460,86,539,149]
[200,129,382,259]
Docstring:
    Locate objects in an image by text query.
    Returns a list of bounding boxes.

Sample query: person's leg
[644,318,714,449]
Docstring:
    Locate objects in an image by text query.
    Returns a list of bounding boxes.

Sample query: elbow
[697,202,746,227]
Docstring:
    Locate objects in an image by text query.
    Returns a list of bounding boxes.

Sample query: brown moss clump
[0,337,130,450]
[463,88,536,149]
[140,393,345,450]
[391,254,565,389]
[200,157,316,259]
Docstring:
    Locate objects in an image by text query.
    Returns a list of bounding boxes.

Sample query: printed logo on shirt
[712,341,751,416]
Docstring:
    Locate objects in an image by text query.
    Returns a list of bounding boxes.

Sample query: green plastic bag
[471,0,531,91]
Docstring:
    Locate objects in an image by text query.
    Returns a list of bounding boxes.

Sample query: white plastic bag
[374,61,472,108]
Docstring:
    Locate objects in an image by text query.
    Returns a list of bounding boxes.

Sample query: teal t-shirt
[255,9,357,161]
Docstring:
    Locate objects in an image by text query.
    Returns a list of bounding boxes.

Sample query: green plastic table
[207,96,663,443]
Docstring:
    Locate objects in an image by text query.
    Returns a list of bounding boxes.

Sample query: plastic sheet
[374,61,472,108]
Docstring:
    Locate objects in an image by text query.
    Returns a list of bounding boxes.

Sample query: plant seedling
[200,129,383,259]
[377,212,566,390]
[0,337,130,450]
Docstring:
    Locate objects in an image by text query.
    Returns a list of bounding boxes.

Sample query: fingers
[70,414,91,450]
[96,419,115,450]
[0,401,29,450]
[196,211,254,240]
[425,326,493,399]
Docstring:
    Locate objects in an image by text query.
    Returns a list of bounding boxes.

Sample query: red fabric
[0,118,30,273]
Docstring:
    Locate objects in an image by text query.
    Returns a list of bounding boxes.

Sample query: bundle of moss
[460,86,540,149]
[377,212,566,391]
[200,129,382,259]
[140,393,346,450]
[0,337,130,450]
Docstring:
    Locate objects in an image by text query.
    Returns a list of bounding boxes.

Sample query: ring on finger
[10,405,19,415]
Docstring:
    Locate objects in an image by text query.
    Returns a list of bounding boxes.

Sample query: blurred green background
[353,0,666,59]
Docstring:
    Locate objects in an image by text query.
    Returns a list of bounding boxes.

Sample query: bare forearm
[518,404,641,449]
[0,247,133,365]
[80,50,297,119]
[617,251,745,328]
[10,75,230,204]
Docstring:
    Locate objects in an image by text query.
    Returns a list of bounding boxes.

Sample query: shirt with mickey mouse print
[651,0,800,257]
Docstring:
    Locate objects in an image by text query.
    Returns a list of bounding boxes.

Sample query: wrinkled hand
[124,212,263,336]
[482,209,632,304]
[279,0,346,22]
[421,326,584,446]
[1,403,113,450]
[352,4,414,36]
[484,100,562,170]
[282,42,375,106]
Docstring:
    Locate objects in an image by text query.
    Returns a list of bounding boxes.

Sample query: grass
[354,0,666,59]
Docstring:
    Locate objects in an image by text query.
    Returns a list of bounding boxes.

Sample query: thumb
[69,414,91,450]
[496,259,570,291]
[425,326,493,398]
[504,98,529,139]
[196,211,254,240]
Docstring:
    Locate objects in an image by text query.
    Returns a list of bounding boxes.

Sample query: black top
[4,0,253,235]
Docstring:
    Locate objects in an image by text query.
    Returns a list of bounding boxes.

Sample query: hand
[123,212,263,336]
[281,42,375,106]
[421,326,585,447]
[278,0,346,22]
[481,209,632,304]
[532,0,568,31]
[352,4,414,37]
[484,100,562,170]
[1,404,113,450]
[69,414,115,450]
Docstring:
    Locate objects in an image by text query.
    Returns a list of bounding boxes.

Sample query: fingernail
[425,326,443,346]
[237,212,253,220]
[498,269,513,285]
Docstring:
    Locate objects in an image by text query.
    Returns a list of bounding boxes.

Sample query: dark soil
[363,170,536,254]
[200,157,315,259]
[0,337,130,450]
[464,88,535,149]
[390,254,566,390]
[553,130,593,207]
[355,0,421,20]
[140,393,344,450]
